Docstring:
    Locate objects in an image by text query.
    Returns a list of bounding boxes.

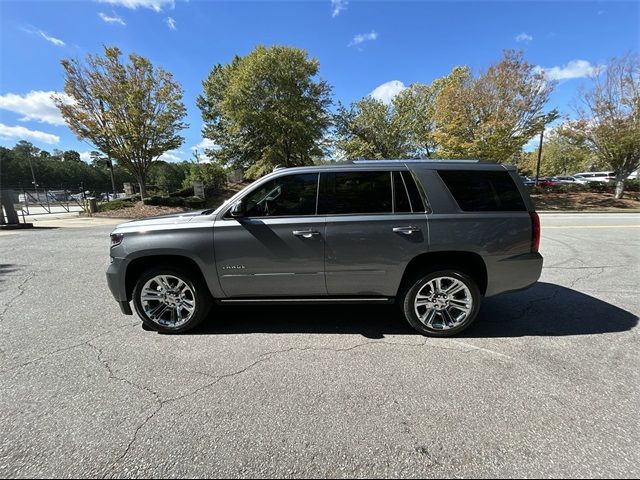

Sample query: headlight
[110,233,124,248]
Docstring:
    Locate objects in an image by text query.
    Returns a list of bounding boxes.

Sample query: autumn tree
[198,46,332,179]
[55,46,187,201]
[434,50,558,162]
[564,54,640,198]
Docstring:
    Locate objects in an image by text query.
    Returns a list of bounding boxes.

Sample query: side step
[216,297,395,306]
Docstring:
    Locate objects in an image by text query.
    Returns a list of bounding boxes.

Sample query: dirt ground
[532,191,640,211]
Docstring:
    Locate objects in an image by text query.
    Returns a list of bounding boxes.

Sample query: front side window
[319,171,392,215]
[243,173,318,217]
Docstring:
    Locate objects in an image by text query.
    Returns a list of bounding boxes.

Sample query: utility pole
[535,127,544,187]
[107,157,116,201]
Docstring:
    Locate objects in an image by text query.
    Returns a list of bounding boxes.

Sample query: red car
[535,177,560,187]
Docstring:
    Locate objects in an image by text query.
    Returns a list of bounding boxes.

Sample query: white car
[573,171,615,183]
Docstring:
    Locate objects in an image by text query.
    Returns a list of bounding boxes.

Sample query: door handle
[393,226,420,235]
[293,230,320,239]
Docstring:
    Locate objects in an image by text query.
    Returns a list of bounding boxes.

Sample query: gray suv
[107,160,542,336]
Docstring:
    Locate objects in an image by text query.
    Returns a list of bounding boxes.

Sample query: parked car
[520,176,535,187]
[553,176,583,185]
[107,160,543,337]
[535,177,560,187]
[573,171,616,183]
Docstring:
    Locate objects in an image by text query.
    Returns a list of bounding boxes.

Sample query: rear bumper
[484,252,543,297]
[106,257,133,315]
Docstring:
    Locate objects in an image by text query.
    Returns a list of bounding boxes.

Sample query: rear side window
[319,171,392,214]
[438,170,526,212]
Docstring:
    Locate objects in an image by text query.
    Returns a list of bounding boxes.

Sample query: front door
[214,173,326,297]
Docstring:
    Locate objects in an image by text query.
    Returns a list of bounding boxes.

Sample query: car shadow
[190,282,638,339]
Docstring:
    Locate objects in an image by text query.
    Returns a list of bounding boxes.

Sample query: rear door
[321,169,429,297]
[214,172,326,297]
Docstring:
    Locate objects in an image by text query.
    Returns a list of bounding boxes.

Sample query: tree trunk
[137,176,147,204]
[614,176,625,199]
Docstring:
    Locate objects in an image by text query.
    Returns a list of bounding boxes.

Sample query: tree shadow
[189,282,638,339]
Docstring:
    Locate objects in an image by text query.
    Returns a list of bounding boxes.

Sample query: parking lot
[1,213,638,478]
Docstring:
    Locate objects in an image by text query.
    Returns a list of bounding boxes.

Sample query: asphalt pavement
[0,213,638,478]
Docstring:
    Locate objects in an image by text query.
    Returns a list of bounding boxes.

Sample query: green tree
[434,51,558,162]
[55,46,188,201]
[334,97,412,160]
[63,150,81,162]
[564,54,640,198]
[182,162,227,192]
[197,46,332,179]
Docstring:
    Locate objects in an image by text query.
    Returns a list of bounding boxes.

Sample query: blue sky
[0,0,638,160]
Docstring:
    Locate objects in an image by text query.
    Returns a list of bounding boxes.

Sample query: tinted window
[244,173,318,217]
[438,170,526,212]
[393,172,411,213]
[319,171,392,215]
[401,171,426,212]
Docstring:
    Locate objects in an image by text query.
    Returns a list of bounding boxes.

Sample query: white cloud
[349,31,378,47]
[166,16,177,30]
[515,32,533,42]
[158,150,183,162]
[331,0,348,17]
[191,138,217,151]
[0,91,71,126]
[38,30,65,46]
[535,60,603,81]
[97,0,174,12]
[99,12,126,26]
[370,80,406,104]
[79,151,93,163]
[0,123,60,144]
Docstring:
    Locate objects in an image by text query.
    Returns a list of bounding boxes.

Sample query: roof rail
[352,159,483,164]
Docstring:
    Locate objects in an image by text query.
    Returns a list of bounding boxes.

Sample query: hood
[112,209,208,233]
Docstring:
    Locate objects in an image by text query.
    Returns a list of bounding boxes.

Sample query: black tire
[401,269,481,337]
[132,266,212,334]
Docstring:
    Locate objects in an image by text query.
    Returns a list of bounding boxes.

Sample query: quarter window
[438,170,526,212]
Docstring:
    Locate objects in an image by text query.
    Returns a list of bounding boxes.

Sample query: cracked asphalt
[1,213,638,478]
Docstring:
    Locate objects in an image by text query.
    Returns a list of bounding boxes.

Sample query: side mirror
[229,200,245,218]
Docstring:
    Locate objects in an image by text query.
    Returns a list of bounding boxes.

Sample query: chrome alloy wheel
[414,276,473,330]
[140,275,196,328]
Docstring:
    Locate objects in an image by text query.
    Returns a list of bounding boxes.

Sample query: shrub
[586,181,614,193]
[142,195,206,209]
[168,186,194,198]
[97,199,134,212]
[625,179,639,192]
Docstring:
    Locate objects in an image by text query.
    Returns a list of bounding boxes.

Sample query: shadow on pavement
[0,264,22,284]
[191,282,638,339]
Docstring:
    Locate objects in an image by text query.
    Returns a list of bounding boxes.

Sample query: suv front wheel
[132,267,212,333]
[401,269,481,337]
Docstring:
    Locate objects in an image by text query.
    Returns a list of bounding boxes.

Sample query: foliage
[562,54,640,198]
[147,161,188,194]
[97,198,134,212]
[181,161,227,192]
[55,46,187,201]
[197,45,332,179]
[334,97,412,160]
[434,51,558,162]
[143,195,206,209]
[0,141,134,192]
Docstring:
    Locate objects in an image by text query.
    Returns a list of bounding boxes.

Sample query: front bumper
[106,257,133,315]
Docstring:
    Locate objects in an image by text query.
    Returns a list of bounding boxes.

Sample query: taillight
[530,211,540,253]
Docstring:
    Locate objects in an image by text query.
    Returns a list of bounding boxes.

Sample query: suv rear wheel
[132,267,212,333]
[401,269,481,336]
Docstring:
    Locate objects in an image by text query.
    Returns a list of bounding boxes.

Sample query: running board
[216,297,395,306]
